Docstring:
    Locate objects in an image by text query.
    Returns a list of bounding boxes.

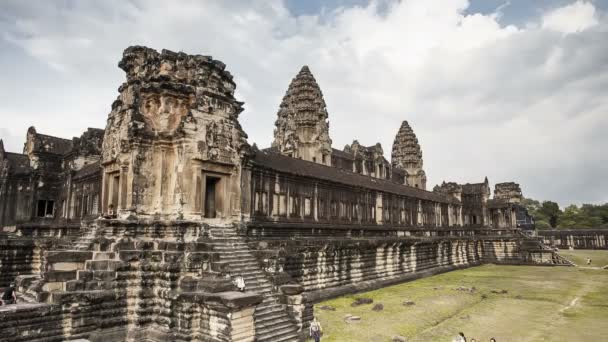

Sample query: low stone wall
[14,221,82,239]
[245,228,566,337]
[0,291,260,342]
[538,229,608,249]
[250,235,532,302]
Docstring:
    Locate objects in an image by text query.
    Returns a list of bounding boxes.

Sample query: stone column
[280,284,312,338]
[119,165,128,211]
[228,306,257,342]
[376,193,383,224]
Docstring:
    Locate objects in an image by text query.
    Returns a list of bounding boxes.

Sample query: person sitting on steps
[1,282,17,305]
[234,275,246,292]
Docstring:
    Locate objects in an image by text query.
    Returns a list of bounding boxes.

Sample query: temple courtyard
[314,250,608,342]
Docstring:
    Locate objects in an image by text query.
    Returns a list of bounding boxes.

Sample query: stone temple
[0,46,570,342]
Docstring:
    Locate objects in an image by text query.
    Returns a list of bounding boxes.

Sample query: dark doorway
[111,174,120,208]
[204,176,220,218]
[37,200,55,217]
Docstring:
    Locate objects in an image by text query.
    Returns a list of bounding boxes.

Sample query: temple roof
[5,152,32,175]
[271,65,332,157]
[276,65,328,125]
[331,148,355,160]
[252,149,457,204]
[391,120,423,168]
[74,161,102,180]
[487,198,515,209]
[27,127,73,155]
[462,182,489,194]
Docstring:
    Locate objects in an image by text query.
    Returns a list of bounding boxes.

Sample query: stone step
[93,252,116,260]
[255,324,299,342]
[85,260,127,271]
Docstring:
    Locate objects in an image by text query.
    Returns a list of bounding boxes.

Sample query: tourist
[453,332,467,342]
[234,275,246,292]
[1,282,17,305]
[489,338,497,342]
[309,316,322,342]
[105,203,116,218]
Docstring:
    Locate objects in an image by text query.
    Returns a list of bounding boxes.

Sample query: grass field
[313,250,608,342]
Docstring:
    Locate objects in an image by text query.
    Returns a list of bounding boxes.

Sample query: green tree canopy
[523,198,608,229]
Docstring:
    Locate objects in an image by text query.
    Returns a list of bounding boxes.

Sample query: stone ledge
[304,263,477,303]
[47,250,93,263]
[178,290,263,309]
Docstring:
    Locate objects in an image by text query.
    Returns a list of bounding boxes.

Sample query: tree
[558,204,606,229]
[538,201,561,228]
[521,198,607,230]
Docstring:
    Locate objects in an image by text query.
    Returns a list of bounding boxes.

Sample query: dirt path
[559,296,580,313]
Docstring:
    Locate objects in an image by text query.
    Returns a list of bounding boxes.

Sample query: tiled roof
[252,150,458,204]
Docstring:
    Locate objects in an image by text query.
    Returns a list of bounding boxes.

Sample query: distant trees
[522,198,608,230]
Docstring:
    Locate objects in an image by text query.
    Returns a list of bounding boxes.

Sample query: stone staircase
[15,221,104,303]
[207,226,300,342]
[516,231,575,266]
[54,220,100,250]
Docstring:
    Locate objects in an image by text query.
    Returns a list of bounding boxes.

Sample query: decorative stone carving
[391,121,426,189]
[494,182,523,203]
[100,46,249,219]
[140,92,193,135]
[272,66,332,164]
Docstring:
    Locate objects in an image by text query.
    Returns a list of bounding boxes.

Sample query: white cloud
[542,1,598,33]
[0,0,606,206]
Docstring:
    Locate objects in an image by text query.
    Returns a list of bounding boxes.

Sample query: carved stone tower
[494,182,523,203]
[391,120,426,189]
[101,46,249,220]
[271,66,332,165]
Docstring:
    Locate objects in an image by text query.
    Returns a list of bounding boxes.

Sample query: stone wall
[250,233,538,303]
[0,237,43,287]
[0,220,261,342]
[0,292,259,342]
[538,229,608,249]
[244,226,564,336]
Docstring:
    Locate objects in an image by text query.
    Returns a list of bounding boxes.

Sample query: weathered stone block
[42,281,64,292]
[45,270,78,282]
[51,262,85,271]
[46,251,93,263]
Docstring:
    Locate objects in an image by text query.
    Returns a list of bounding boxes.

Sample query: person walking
[1,283,17,305]
[309,316,322,342]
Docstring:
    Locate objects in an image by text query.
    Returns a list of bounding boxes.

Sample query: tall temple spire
[391,120,426,189]
[271,65,332,165]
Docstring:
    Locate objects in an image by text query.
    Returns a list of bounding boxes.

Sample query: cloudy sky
[0,0,606,206]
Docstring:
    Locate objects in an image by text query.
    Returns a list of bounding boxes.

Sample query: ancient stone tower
[271,66,332,165]
[391,120,427,189]
[494,182,523,203]
[101,46,249,220]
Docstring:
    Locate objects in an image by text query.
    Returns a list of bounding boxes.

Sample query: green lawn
[313,250,608,342]
[557,249,608,267]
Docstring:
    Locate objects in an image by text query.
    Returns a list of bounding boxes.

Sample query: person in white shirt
[233,275,246,292]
